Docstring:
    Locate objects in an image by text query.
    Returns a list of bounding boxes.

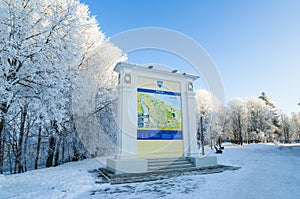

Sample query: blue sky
[81,0,300,114]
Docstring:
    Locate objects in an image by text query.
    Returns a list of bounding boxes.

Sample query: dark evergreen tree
[259,92,281,128]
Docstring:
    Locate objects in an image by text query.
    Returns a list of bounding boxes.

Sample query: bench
[214,146,223,154]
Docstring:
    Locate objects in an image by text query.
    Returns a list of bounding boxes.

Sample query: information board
[137,86,182,140]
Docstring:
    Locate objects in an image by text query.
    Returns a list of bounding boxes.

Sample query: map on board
[137,88,182,140]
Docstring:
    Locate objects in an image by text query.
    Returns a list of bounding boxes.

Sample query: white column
[181,88,190,156]
[186,91,198,156]
[182,77,198,157]
[117,81,137,158]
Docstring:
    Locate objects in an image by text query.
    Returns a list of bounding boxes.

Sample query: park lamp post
[199,110,206,156]
[298,103,300,140]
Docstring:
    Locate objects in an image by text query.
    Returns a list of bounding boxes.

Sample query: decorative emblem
[124,73,131,84]
[157,80,163,88]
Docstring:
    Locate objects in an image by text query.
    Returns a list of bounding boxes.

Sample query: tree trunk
[11,131,17,174]
[0,118,4,137]
[16,104,27,173]
[54,139,60,167]
[239,130,243,145]
[23,120,30,172]
[238,116,243,146]
[72,138,81,162]
[35,125,42,169]
[14,161,17,174]
[0,103,7,174]
[0,131,5,174]
[200,116,205,156]
[46,136,56,167]
[8,140,13,174]
[51,120,61,167]
[0,103,7,133]
[285,129,289,143]
[0,128,4,174]
[61,135,65,164]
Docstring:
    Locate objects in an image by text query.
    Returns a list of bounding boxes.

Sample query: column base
[106,158,148,174]
[188,156,217,168]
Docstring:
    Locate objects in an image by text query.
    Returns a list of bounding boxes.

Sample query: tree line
[195,90,300,147]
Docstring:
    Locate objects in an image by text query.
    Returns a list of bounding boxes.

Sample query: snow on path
[1,144,300,199]
[202,144,300,199]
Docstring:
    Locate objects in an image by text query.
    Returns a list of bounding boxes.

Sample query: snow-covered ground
[1,143,300,199]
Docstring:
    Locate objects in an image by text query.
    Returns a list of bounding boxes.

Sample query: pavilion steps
[147,157,196,172]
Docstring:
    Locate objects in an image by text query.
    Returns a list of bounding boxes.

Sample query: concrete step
[148,162,194,168]
[148,160,192,167]
[148,165,196,172]
[147,157,187,163]
[147,157,196,172]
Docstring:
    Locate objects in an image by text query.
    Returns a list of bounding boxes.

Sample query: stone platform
[98,164,240,184]
[106,156,218,174]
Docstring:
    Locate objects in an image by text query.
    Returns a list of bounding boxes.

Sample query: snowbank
[0,159,104,199]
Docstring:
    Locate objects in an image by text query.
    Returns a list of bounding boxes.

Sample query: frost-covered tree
[246,97,274,143]
[0,0,88,171]
[72,41,125,157]
[259,92,275,108]
[0,0,124,174]
[218,106,231,141]
[259,92,281,129]
[280,113,292,143]
[228,98,248,145]
[291,112,300,141]
[195,89,222,148]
